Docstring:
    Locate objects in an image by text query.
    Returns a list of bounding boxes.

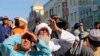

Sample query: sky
[0,0,48,20]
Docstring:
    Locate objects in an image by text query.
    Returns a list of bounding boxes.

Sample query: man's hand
[49,19,62,33]
[49,19,57,30]
[50,15,60,21]
[26,32,38,43]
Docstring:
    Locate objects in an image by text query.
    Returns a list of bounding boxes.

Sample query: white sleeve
[48,39,61,52]
[60,29,75,44]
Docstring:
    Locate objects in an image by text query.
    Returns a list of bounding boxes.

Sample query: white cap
[35,23,52,35]
[89,29,100,41]
[15,17,28,24]
[81,31,89,39]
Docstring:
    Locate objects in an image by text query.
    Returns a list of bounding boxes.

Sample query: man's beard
[38,35,51,44]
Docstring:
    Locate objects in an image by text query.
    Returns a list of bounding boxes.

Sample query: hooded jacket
[0,34,50,56]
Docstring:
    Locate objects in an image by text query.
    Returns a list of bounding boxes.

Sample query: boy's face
[8,20,13,26]
[21,38,32,51]
[3,19,8,24]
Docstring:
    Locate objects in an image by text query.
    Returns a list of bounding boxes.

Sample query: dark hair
[9,20,13,23]
[95,22,100,26]
[57,21,69,30]
[89,38,100,47]
[95,22,100,29]
[15,19,19,26]
[22,33,33,42]
[35,18,41,23]
[74,23,80,29]
[2,16,9,20]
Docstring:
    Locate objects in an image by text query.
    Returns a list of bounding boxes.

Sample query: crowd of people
[0,15,100,56]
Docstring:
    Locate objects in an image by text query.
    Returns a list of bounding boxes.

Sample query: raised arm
[31,39,50,56]
[49,19,75,44]
[26,32,50,56]
[0,34,21,56]
[3,34,21,50]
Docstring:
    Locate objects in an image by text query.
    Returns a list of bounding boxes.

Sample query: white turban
[35,23,52,35]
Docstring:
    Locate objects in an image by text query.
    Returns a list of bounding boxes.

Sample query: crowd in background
[0,15,100,56]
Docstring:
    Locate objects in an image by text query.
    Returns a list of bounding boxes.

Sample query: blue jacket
[0,24,11,43]
[0,34,50,56]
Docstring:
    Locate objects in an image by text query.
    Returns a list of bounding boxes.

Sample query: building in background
[92,0,100,23]
[44,0,100,30]
[78,0,94,29]
[44,0,69,23]
[79,0,100,29]
[98,0,100,21]
[28,0,44,31]
[44,0,56,19]
[44,0,79,30]
[67,0,80,29]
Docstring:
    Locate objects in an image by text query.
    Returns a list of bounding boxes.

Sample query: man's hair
[74,23,80,29]
[2,18,9,21]
[2,16,9,20]
[89,38,100,47]
[95,22,100,29]
[22,33,33,42]
[9,20,13,23]
[35,18,41,23]
[15,19,19,26]
[95,22,100,26]
[57,21,69,30]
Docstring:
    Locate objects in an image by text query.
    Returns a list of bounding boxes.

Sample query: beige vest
[94,47,100,56]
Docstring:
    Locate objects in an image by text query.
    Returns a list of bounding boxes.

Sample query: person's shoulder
[73,30,80,36]
[12,27,20,31]
[81,45,94,55]
[0,24,2,26]
[80,45,94,56]
[82,45,93,51]
[94,48,100,56]
[0,24,3,29]
[74,30,80,33]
